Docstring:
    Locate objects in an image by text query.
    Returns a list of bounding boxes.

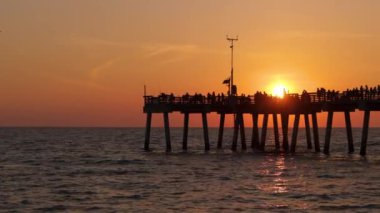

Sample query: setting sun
[272,84,287,98]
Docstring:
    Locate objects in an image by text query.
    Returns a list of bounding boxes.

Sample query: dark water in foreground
[0,127,379,212]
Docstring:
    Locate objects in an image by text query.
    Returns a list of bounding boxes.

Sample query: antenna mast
[227,35,238,96]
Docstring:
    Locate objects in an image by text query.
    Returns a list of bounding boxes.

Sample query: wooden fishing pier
[143,90,380,155]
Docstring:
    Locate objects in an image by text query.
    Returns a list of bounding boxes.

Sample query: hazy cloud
[143,43,199,58]
[66,34,132,48]
[59,77,111,92]
[275,31,377,40]
[140,43,201,65]
[89,57,122,79]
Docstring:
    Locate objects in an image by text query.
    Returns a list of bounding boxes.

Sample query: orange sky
[0,0,379,127]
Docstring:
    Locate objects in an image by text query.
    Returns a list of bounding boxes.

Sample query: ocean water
[0,127,379,212]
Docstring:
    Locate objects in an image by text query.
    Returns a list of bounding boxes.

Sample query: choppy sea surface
[0,127,379,212]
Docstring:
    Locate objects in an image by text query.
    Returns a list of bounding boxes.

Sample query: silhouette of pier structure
[143,87,380,155]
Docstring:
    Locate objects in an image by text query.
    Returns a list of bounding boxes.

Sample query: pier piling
[202,112,210,151]
[251,113,260,149]
[163,112,171,152]
[232,114,239,151]
[304,113,312,149]
[260,113,269,150]
[291,113,300,153]
[182,113,189,151]
[239,113,247,150]
[281,113,289,151]
[344,111,354,153]
[312,113,321,152]
[144,112,152,151]
[360,110,371,156]
[273,113,280,151]
[217,113,225,149]
[324,111,334,154]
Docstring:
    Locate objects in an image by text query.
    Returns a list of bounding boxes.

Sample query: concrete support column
[273,113,280,151]
[163,112,171,152]
[281,113,289,151]
[290,113,300,153]
[324,111,334,155]
[182,113,189,151]
[239,113,247,150]
[217,113,225,149]
[251,113,260,149]
[144,112,152,151]
[260,114,269,150]
[312,113,321,152]
[360,110,371,156]
[232,114,239,151]
[202,112,210,151]
[304,113,312,149]
[344,111,354,153]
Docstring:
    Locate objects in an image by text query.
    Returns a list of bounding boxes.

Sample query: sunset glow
[271,84,287,98]
[0,1,379,127]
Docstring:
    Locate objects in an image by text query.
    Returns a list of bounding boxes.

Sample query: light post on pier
[227,35,238,96]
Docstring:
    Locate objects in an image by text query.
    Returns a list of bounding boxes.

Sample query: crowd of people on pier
[343,85,380,100]
[316,88,340,101]
[154,92,229,104]
[146,85,380,105]
[150,91,296,104]
[148,91,314,104]
[316,85,380,101]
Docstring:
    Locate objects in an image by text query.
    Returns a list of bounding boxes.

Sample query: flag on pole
[222,78,230,84]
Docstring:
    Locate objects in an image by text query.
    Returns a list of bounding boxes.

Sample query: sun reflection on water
[257,155,289,194]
